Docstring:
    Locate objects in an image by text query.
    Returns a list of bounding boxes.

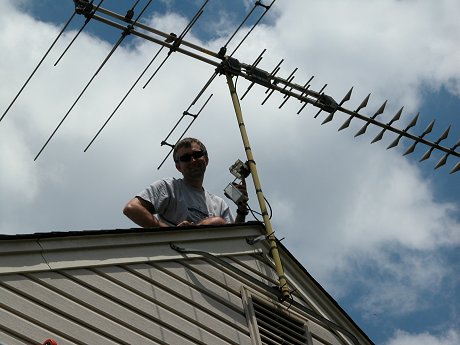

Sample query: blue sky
[1,1,459,344]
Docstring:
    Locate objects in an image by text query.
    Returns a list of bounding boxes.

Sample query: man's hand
[177,217,226,227]
[177,220,194,227]
[233,178,248,202]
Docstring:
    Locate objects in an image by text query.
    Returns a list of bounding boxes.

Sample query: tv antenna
[2,0,459,302]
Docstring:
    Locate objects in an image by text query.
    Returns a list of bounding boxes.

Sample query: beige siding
[0,259,253,345]
[0,226,372,345]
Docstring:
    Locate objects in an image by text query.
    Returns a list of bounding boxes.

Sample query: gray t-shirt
[137,177,234,226]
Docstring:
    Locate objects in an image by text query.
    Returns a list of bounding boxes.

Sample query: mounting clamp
[73,0,93,18]
[216,56,242,76]
[317,93,338,113]
[245,65,271,86]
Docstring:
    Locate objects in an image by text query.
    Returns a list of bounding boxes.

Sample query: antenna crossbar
[75,1,219,58]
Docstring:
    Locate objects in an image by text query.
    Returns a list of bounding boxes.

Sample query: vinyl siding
[0,259,252,345]
[0,225,373,345]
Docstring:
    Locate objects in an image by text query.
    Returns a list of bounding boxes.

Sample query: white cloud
[347,248,450,315]
[385,329,460,345]
[0,123,38,202]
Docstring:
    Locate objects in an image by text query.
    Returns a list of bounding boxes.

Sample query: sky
[0,0,459,344]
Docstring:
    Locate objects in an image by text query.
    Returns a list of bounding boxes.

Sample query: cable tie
[183,110,197,118]
[246,235,267,245]
[255,1,271,10]
[161,140,174,148]
[218,46,227,58]
[165,32,177,43]
[125,9,134,20]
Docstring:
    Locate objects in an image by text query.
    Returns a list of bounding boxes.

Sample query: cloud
[346,248,451,315]
[385,329,460,345]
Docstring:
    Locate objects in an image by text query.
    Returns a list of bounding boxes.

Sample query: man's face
[175,142,208,179]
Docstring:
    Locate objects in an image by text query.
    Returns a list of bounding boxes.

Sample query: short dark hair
[173,137,207,162]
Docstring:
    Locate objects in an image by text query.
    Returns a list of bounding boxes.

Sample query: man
[123,137,248,227]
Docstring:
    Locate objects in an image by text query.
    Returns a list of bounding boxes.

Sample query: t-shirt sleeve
[223,206,235,224]
[137,179,171,215]
[216,197,235,223]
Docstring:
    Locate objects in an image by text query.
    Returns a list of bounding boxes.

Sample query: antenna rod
[0,10,76,123]
[84,45,166,152]
[222,0,259,50]
[54,0,106,66]
[86,0,211,152]
[230,0,276,56]
[36,0,154,160]
[143,0,209,88]
[34,30,130,161]
[157,94,213,170]
[335,105,460,159]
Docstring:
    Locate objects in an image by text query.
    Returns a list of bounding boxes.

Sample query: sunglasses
[176,150,207,162]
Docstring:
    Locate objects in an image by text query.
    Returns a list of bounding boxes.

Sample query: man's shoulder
[205,189,228,205]
[152,176,181,186]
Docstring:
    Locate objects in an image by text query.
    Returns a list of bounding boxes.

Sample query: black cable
[246,196,272,221]
[265,195,273,219]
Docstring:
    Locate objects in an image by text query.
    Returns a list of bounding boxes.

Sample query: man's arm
[234,178,248,223]
[123,197,168,227]
[235,204,248,223]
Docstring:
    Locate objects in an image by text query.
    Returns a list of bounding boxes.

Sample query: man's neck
[183,177,204,190]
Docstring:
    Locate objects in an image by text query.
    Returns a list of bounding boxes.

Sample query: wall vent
[252,298,311,345]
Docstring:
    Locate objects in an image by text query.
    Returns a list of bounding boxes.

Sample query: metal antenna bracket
[217,56,242,75]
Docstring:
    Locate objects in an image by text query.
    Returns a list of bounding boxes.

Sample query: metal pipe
[90,4,219,58]
[89,13,220,68]
[225,73,290,301]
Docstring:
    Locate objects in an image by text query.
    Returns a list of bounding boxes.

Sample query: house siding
[1,260,252,345]
[0,225,373,345]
